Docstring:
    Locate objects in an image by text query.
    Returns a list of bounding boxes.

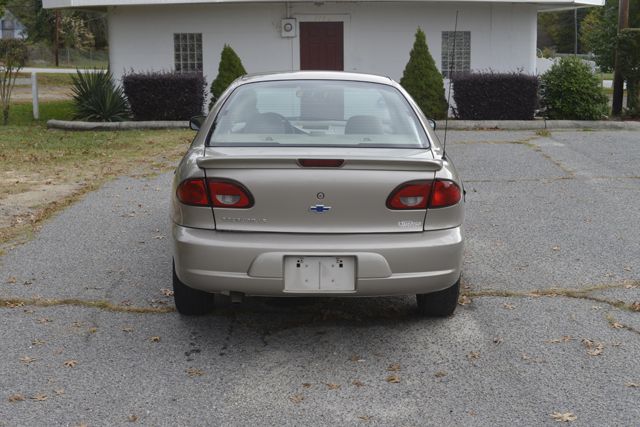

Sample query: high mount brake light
[177,178,253,209]
[298,159,345,168]
[387,180,461,210]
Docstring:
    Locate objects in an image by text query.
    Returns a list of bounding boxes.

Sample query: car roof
[238,71,396,86]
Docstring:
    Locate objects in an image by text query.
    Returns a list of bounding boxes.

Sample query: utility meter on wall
[281,18,296,38]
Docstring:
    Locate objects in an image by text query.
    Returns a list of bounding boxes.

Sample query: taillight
[207,179,253,208]
[387,181,431,209]
[387,180,461,210]
[176,178,209,206]
[298,159,344,167]
[177,178,253,208]
[430,180,462,208]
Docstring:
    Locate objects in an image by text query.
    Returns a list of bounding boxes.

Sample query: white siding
[108,2,538,84]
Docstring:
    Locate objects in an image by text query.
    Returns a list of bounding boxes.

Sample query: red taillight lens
[207,180,253,208]
[387,180,461,210]
[430,180,462,208]
[176,178,209,206]
[298,159,344,168]
[386,181,431,209]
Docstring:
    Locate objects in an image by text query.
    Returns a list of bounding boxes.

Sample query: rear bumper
[172,225,463,297]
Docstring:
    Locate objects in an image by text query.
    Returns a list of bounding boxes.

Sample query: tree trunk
[3,108,9,126]
[627,79,639,116]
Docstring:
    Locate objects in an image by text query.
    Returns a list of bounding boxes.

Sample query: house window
[2,19,16,39]
[441,31,470,78]
[174,33,203,73]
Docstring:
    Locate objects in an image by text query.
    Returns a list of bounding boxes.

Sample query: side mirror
[189,115,205,131]
[427,119,437,130]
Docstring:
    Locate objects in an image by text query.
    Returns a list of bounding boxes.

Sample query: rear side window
[209,80,429,148]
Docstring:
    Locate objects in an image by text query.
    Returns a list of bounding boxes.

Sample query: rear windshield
[208,80,429,148]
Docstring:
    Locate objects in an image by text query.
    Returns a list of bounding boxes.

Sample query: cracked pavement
[1,130,639,426]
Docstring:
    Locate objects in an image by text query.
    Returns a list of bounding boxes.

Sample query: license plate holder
[284,256,355,292]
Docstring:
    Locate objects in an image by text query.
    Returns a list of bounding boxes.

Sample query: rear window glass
[208,80,429,148]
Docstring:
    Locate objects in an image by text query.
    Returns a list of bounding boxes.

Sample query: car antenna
[442,10,459,159]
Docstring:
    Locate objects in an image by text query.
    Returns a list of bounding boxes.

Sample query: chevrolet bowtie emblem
[310,204,331,213]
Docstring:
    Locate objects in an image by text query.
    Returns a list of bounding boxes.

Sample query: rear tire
[416,278,460,317]
[173,261,215,315]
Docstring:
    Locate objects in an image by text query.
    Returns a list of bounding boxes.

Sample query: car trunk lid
[200,147,440,233]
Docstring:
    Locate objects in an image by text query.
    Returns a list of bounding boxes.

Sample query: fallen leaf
[467,351,480,361]
[19,356,37,365]
[150,336,161,342]
[581,339,604,356]
[502,303,515,310]
[493,337,504,344]
[358,415,373,421]
[326,383,341,390]
[434,371,447,378]
[349,355,365,362]
[550,411,577,422]
[625,382,639,388]
[631,301,640,312]
[30,393,48,401]
[186,367,204,377]
[289,394,304,404]
[385,375,400,384]
[31,339,45,346]
[386,363,401,372]
[122,326,134,333]
[458,295,472,306]
[160,288,174,297]
[6,276,17,284]
[623,266,632,272]
[8,393,25,402]
[128,414,138,422]
[352,380,365,387]
[610,322,624,329]
[54,388,65,395]
[552,245,560,251]
[302,383,312,388]
[64,360,78,368]
[37,318,51,324]
[88,327,98,334]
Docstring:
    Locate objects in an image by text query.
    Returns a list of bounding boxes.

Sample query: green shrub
[399,28,447,119]
[540,56,608,120]
[71,69,129,122]
[209,45,246,109]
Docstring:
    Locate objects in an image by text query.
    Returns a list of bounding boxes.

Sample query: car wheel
[173,261,215,315]
[416,277,460,317]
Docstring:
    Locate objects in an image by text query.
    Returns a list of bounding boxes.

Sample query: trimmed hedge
[452,72,539,120]
[122,72,206,121]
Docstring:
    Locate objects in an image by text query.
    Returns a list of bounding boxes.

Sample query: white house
[0,9,27,40]
[43,0,602,85]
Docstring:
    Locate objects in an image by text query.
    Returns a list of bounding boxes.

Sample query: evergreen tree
[209,44,246,109]
[400,28,447,119]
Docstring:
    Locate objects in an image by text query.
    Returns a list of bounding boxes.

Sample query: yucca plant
[71,69,130,122]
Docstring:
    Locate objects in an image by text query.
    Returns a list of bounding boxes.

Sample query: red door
[300,22,344,71]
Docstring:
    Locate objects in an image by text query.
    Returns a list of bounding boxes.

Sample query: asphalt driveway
[1,129,639,426]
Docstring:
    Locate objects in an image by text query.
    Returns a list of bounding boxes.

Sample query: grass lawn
[8,100,75,125]
[0,99,192,246]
